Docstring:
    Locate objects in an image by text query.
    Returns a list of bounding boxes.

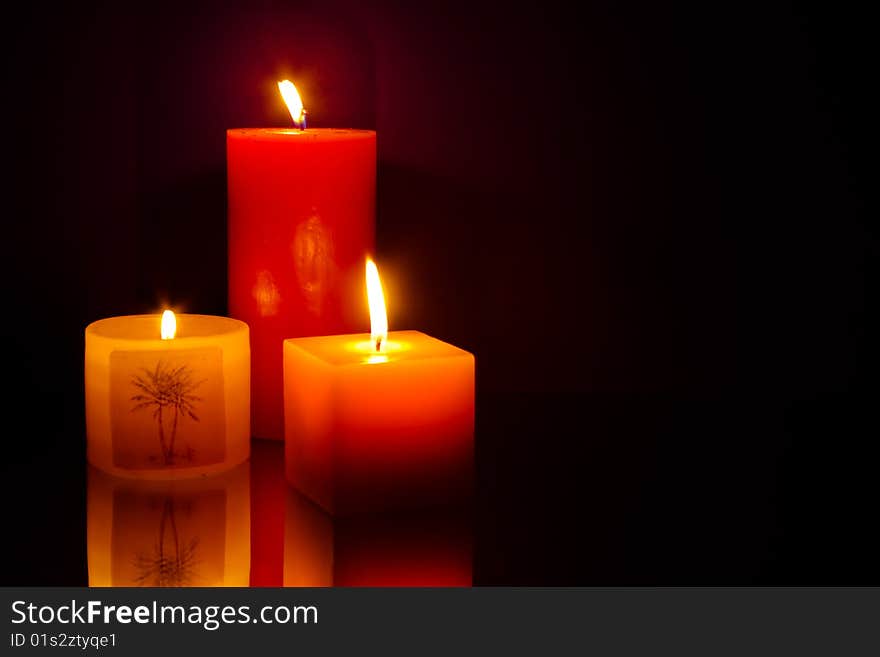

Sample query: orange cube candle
[283,260,474,515]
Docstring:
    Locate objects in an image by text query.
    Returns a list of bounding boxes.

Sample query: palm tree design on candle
[130,361,204,465]
[133,498,200,586]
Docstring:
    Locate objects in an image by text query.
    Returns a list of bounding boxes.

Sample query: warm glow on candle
[366,258,388,352]
[160,310,176,340]
[278,80,305,128]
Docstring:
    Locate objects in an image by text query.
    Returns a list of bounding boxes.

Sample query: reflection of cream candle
[85,312,250,479]
[87,462,250,586]
[284,260,474,515]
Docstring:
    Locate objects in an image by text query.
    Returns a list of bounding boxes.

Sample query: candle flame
[366,258,388,352]
[278,79,305,127]
[161,310,176,340]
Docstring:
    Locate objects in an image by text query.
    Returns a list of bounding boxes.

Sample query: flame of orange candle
[366,258,388,352]
[278,80,306,128]
[161,310,176,340]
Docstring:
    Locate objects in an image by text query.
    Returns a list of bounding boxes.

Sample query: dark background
[1,0,873,584]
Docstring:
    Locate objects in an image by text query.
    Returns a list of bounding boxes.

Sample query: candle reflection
[292,213,335,316]
[252,270,281,317]
[87,462,250,586]
[284,486,472,587]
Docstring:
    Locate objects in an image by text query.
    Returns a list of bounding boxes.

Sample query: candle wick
[299,109,308,131]
[375,335,382,352]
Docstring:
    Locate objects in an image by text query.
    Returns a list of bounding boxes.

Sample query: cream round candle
[85,312,250,479]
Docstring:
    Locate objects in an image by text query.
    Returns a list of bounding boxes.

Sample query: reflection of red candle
[249,440,286,586]
[228,80,376,440]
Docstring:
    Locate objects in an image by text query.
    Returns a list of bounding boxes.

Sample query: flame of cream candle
[85,313,251,479]
[366,259,388,352]
[160,310,176,340]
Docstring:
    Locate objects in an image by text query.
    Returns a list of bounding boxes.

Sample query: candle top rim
[227,127,375,142]
[285,330,473,366]
[86,314,248,342]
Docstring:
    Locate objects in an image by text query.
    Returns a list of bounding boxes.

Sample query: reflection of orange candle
[228,79,376,441]
[284,260,474,515]
[85,312,250,478]
[284,487,471,587]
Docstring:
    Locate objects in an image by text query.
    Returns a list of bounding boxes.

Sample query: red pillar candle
[228,80,376,439]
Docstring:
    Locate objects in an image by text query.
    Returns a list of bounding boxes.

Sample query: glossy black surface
[2,391,877,585]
